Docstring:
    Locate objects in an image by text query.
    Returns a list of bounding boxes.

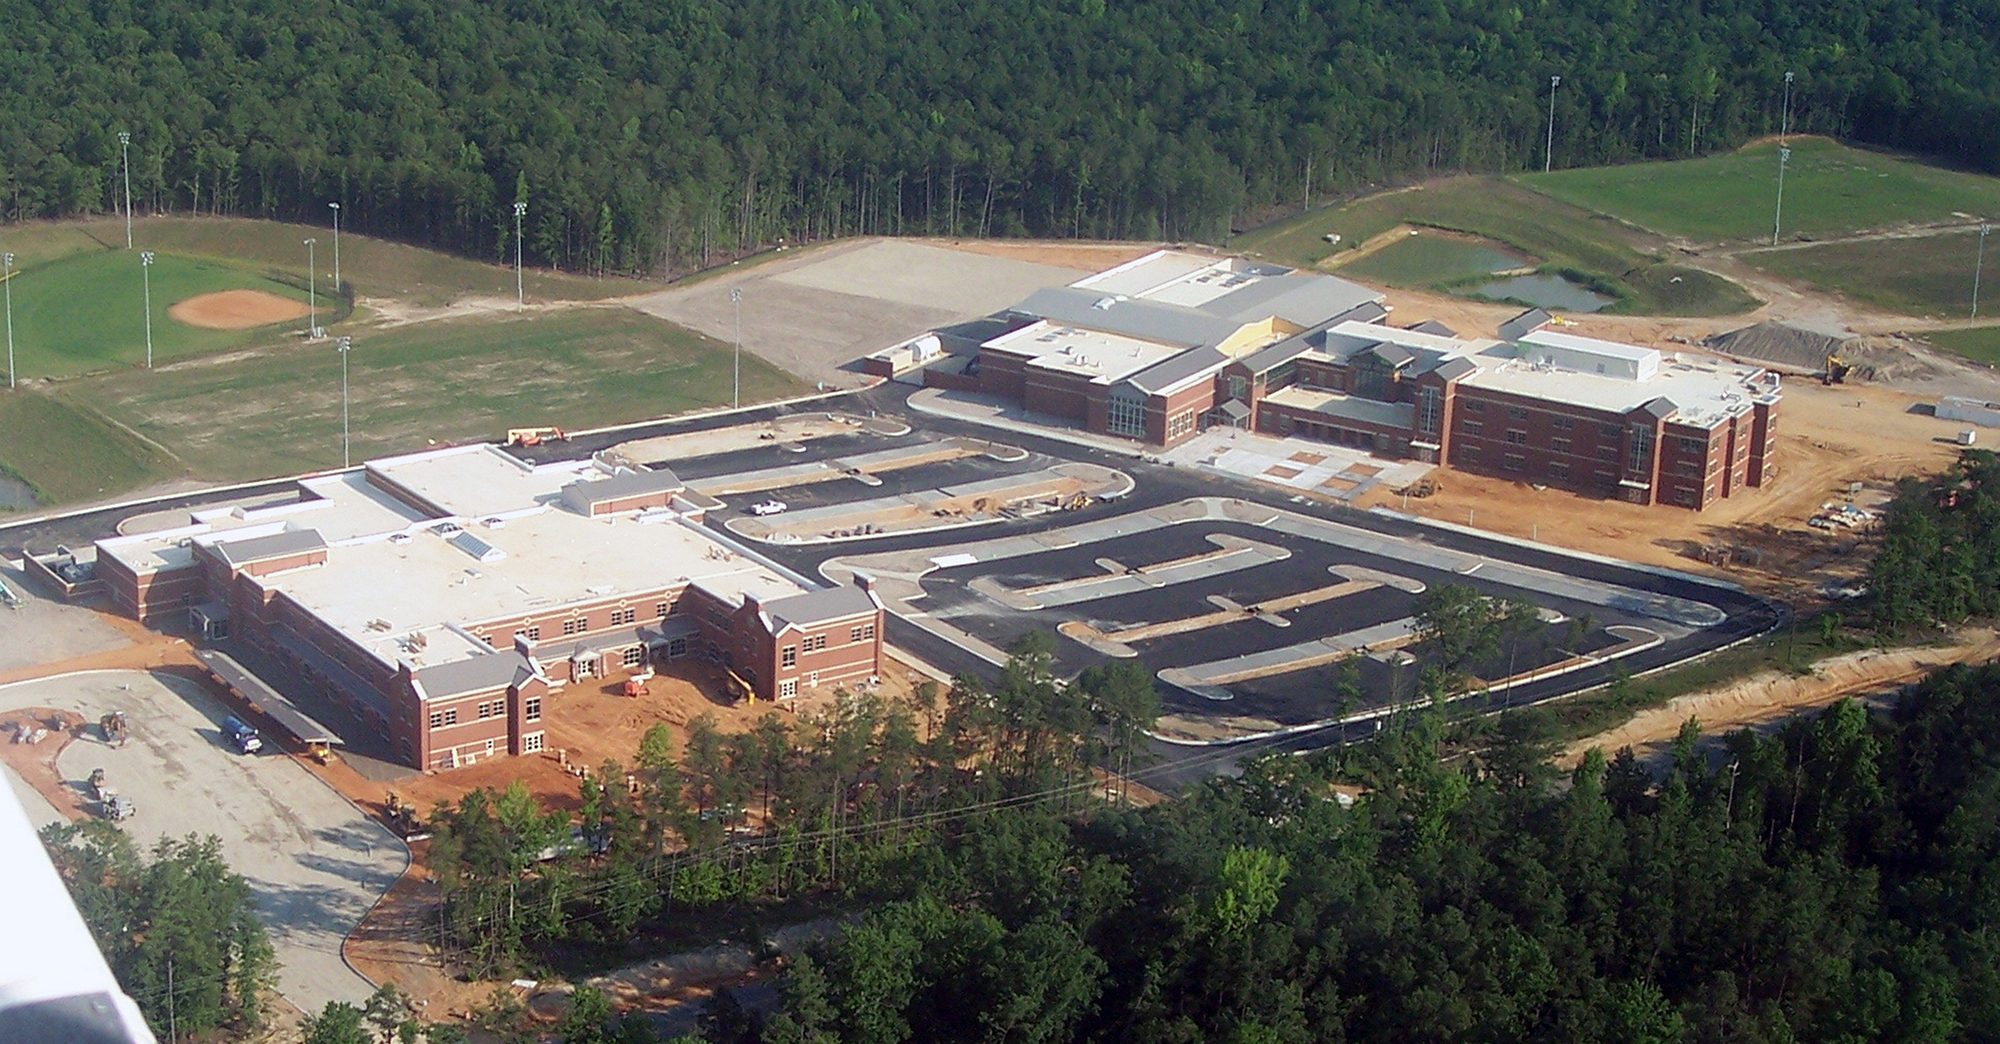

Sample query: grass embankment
[1923,325,2000,367]
[1523,138,2000,243]
[1743,230,1988,319]
[85,308,809,479]
[1236,177,1757,316]
[1337,232,1528,287]
[0,391,180,503]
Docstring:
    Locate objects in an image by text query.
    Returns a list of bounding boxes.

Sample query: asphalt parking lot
[1,670,405,1015]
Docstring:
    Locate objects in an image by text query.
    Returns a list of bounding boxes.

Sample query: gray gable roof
[1207,272,1383,327]
[1409,319,1458,336]
[1366,343,1416,367]
[212,528,327,567]
[1235,301,1397,376]
[565,467,683,504]
[414,649,538,700]
[1431,357,1480,382]
[1010,288,1240,348]
[1636,396,1679,420]
[1124,347,1229,395]
[764,584,878,632]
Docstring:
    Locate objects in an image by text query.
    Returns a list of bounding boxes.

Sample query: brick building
[89,444,885,770]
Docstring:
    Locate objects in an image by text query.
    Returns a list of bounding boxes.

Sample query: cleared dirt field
[624,238,1092,386]
[169,288,314,329]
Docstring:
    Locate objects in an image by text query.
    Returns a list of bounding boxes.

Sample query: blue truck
[221,716,263,754]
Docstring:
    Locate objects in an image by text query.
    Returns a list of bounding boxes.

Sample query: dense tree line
[751,662,2000,1042]
[39,822,274,1039]
[1,0,1995,277]
[1867,449,2000,635]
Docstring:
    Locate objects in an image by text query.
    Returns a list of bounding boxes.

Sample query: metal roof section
[561,467,685,508]
[1409,319,1458,336]
[1431,357,1480,382]
[1207,271,1383,327]
[1517,329,1662,380]
[1263,387,1417,429]
[412,649,540,701]
[763,581,881,633]
[1213,399,1253,422]
[1124,346,1230,396]
[1367,342,1417,368]
[446,530,506,563]
[982,320,1183,385]
[1009,287,1241,348]
[196,647,345,746]
[1636,395,1679,419]
[210,528,327,567]
[1498,307,1554,339]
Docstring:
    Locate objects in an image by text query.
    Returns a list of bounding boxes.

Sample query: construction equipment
[99,711,129,747]
[383,792,426,839]
[622,666,655,698]
[1062,491,1092,511]
[89,769,134,820]
[506,426,568,447]
[724,667,755,704]
[1822,354,1852,385]
[1398,477,1441,499]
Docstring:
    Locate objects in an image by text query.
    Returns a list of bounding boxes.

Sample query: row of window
[1166,410,1196,440]
[430,695,540,732]
[781,624,878,669]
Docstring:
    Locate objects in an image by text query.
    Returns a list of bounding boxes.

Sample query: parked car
[750,500,788,516]
[221,715,263,754]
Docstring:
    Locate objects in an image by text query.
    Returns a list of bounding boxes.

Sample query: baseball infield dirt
[169,289,312,330]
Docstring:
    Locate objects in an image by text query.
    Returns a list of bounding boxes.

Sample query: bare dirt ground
[926,237,1160,272]
[605,412,905,468]
[1559,627,2000,769]
[168,289,313,330]
[1356,377,1965,601]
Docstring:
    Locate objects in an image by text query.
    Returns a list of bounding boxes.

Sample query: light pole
[3,252,14,390]
[328,202,341,296]
[118,131,132,250]
[1771,147,1791,246]
[303,238,317,338]
[1976,223,1993,320]
[730,286,742,409]
[513,201,527,311]
[1781,71,1795,142]
[139,251,155,368]
[1544,75,1561,174]
[336,336,352,467]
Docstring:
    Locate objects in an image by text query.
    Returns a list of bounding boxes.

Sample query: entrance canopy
[195,648,346,747]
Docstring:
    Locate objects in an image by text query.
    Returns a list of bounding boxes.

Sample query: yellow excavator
[1823,354,1852,385]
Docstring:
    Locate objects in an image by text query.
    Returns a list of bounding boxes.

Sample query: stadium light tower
[1771,146,1791,247]
[1544,75,1561,174]
[1976,223,1993,321]
[336,336,353,467]
[731,286,743,409]
[328,202,341,294]
[513,201,528,311]
[1781,71,1795,141]
[3,252,14,390]
[139,251,155,368]
[303,238,317,338]
[118,131,132,250]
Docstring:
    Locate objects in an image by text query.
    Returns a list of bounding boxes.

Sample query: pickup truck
[221,715,264,754]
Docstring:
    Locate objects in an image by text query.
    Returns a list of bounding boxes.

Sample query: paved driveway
[1,670,406,1015]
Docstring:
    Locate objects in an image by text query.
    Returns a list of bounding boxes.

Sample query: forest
[2,0,1996,277]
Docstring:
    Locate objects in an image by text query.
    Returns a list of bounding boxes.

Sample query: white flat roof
[1458,346,1778,428]
[1071,249,1217,297]
[100,470,430,574]
[985,320,1181,384]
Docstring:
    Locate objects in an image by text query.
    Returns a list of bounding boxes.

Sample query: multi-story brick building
[88,444,885,770]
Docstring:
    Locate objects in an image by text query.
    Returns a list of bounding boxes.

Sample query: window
[803,634,827,652]
[1552,415,1575,431]
[1597,444,1619,461]
[562,618,585,636]
[1461,400,1485,414]
[1506,406,1529,421]
[1504,454,1526,472]
[1549,461,1569,480]
[656,601,671,618]
[1674,486,1698,506]
[621,646,645,667]
[522,732,544,754]
[477,700,499,720]
[1505,429,1528,445]
[1551,437,1572,454]
[779,679,798,699]
[1678,436,1707,454]
[667,636,688,659]
[524,697,541,722]
[473,632,492,648]
[851,623,876,642]
[1167,410,1196,440]
[429,711,443,730]
[442,708,458,727]
[1460,420,1484,436]
[1417,387,1442,433]
[516,626,540,641]
[1106,394,1145,438]
[610,607,636,626]
[1225,375,1249,401]
[1628,425,1655,471]
[782,645,798,668]
[1602,422,1622,438]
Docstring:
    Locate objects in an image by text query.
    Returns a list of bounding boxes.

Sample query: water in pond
[0,473,38,511]
[1469,273,1614,313]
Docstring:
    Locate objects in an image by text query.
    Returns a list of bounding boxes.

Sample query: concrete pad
[0,670,404,1015]
[0,562,130,674]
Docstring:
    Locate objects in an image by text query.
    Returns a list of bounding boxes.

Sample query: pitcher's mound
[169,289,312,330]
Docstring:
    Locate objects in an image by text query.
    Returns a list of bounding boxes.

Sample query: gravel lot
[1,670,406,1015]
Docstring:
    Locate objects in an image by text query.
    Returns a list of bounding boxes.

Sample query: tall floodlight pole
[1772,146,1791,246]
[513,201,528,311]
[1975,223,1993,320]
[336,336,353,467]
[139,251,155,368]
[1781,71,1795,142]
[1544,75,1561,174]
[118,132,132,250]
[3,253,14,390]
[303,238,317,337]
[328,202,341,294]
[730,286,742,409]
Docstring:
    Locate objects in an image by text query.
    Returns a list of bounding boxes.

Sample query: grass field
[3,250,313,378]
[76,307,809,480]
[1740,229,1987,318]
[1337,231,1528,287]
[1,216,649,307]
[1922,325,2000,367]
[0,390,180,503]
[1524,138,2000,243]
[1236,177,1757,316]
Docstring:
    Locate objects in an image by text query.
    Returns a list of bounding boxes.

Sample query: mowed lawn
[1923,326,2000,367]
[0,390,180,504]
[1336,231,1528,288]
[1237,177,1755,315]
[1741,229,1989,318]
[2,250,312,379]
[76,307,809,480]
[1524,138,2000,242]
